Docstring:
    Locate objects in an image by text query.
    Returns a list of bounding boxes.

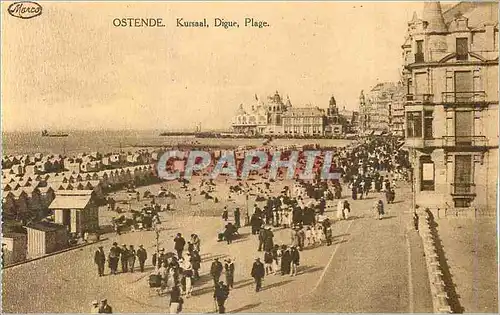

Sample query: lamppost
[244,192,250,226]
[411,148,417,214]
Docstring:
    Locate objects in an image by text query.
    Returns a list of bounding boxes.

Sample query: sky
[1,1,438,132]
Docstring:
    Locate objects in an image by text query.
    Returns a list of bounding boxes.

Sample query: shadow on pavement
[380,215,397,220]
[333,233,350,238]
[261,279,293,291]
[229,302,261,313]
[192,272,217,287]
[232,278,255,289]
[202,253,228,262]
[345,215,363,221]
[299,265,323,274]
[390,200,405,204]
[332,240,348,245]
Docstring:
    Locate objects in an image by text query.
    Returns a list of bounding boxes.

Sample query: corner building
[402,2,498,213]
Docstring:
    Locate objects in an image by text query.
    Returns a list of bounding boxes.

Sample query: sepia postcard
[1,1,498,313]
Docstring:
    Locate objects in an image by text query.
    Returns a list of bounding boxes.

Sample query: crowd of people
[91,138,410,313]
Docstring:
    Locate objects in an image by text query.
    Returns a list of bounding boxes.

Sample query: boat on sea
[41,130,69,137]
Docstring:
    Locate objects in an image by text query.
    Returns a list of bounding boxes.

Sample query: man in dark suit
[210,258,223,286]
[94,246,106,277]
[136,245,147,272]
[251,258,265,292]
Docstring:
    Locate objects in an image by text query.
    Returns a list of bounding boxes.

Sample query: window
[454,71,473,102]
[424,111,433,139]
[455,111,473,145]
[407,78,413,95]
[456,38,468,61]
[407,111,422,138]
[415,73,427,96]
[454,199,471,208]
[454,155,472,194]
[420,157,435,191]
[415,40,424,62]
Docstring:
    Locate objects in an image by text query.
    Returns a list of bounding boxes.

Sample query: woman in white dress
[305,226,314,246]
[166,267,175,291]
[337,200,345,220]
[285,210,293,228]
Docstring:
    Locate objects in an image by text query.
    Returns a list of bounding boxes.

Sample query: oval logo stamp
[7,1,42,19]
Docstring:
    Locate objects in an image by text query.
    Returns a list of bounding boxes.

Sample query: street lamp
[244,192,250,226]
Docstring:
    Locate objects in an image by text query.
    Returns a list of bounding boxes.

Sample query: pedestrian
[128,245,136,273]
[376,199,385,219]
[234,208,241,228]
[351,184,357,200]
[158,262,169,293]
[108,243,120,275]
[99,299,112,313]
[298,227,305,251]
[222,206,229,221]
[214,281,230,314]
[343,200,351,220]
[90,300,99,313]
[272,244,281,274]
[137,245,147,272]
[263,227,274,252]
[224,258,235,289]
[169,285,183,314]
[250,213,261,235]
[337,200,345,220]
[305,226,313,246]
[258,227,266,251]
[210,258,223,286]
[94,246,106,277]
[251,258,265,292]
[223,222,235,244]
[190,234,201,253]
[120,244,129,273]
[190,251,201,281]
[325,226,333,246]
[264,250,274,275]
[174,233,186,259]
[182,260,193,297]
[281,245,291,275]
[290,246,300,277]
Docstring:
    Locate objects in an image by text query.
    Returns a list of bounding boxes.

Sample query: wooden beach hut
[26,222,68,259]
[2,233,27,265]
[49,191,98,235]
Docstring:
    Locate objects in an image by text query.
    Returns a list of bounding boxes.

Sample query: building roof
[443,1,498,29]
[284,107,325,116]
[26,221,66,232]
[422,2,448,33]
[3,232,27,239]
[55,190,93,196]
[48,195,92,210]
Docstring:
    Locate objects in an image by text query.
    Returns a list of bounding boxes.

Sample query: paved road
[2,183,433,313]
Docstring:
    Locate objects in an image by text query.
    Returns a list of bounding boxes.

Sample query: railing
[406,94,434,104]
[442,136,488,147]
[450,183,476,195]
[441,91,486,104]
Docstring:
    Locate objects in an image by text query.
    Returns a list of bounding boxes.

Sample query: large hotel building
[402,2,498,213]
[231,92,355,137]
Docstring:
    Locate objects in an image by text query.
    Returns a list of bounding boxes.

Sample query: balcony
[442,136,488,148]
[406,94,434,104]
[441,91,487,106]
[451,183,476,196]
[403,137,442,149]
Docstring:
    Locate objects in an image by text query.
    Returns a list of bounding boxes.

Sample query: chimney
[422,2,447,33]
